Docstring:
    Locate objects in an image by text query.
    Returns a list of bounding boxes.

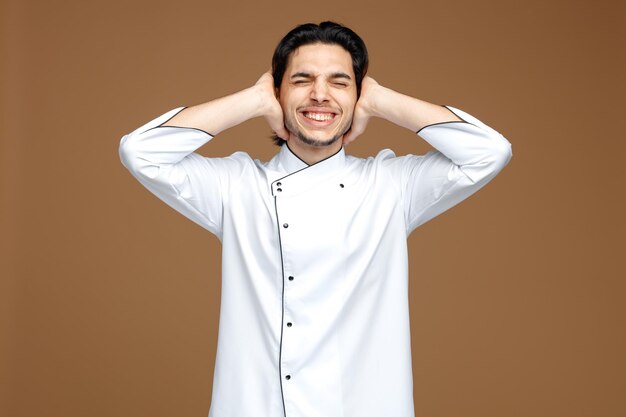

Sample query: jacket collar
[268,144,346,197]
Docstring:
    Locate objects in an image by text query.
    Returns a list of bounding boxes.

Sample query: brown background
[2,0,625,416]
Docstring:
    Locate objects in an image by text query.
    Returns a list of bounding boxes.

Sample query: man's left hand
[343,76,379,145]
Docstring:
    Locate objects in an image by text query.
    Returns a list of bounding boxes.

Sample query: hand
[255,71,289,140]
[343,76,379,145]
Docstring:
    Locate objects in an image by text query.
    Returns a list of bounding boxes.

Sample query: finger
[267,115,288,140]
[343,117,368,145]
[343,127,360,145]
[268,121,288,140]
[275,125,289,140]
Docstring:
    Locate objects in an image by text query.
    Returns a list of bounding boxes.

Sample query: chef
[119,21,512,417]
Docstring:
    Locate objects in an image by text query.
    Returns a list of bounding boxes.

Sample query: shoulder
[184,151,263,183]
[345,148,397,167]
[199,150,256,168]
[346,148,431,172]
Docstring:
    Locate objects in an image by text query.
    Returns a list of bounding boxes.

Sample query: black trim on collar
[274,144,344,184]
[285,143,310,166]
[285,143,344,167]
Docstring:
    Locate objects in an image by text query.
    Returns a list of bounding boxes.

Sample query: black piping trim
[285,143,310,166]
[273,197,288,417]
[160,106,187,126]
[158,125,215,137]
[143,106,215,137]
[415,105,469,135]
[275,144,344,183]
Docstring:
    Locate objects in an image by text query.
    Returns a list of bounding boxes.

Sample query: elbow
[118,133,163,180]
[118,133,145,174]
[489,134,513,174]
[480,134,513,182]
[118,133,134,169]
[461,134,512,184]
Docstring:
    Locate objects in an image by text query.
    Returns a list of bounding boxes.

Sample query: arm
[342,77,463,144]
[119,72,286,235]
[344,77,512,232]
[160,72,288,139]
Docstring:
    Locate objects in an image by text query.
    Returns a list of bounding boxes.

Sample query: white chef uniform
[119,105,512,417]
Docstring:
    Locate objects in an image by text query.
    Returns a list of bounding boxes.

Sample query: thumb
[274,124,289,141]
[343,119,367,146]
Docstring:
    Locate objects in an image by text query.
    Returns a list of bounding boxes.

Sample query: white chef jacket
[119,105,512,417]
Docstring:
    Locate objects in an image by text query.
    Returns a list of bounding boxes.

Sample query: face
[278,43,357,148]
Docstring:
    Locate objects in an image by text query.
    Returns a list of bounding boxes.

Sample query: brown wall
[2,0,624,416]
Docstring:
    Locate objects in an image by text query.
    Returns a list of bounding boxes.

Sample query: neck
[286,136,343,165]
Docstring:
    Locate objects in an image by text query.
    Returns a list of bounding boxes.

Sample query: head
[271,21,369,147]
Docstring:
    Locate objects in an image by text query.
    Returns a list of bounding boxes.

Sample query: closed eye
[330,73,352,87]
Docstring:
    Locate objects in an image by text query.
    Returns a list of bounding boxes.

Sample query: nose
[310,79,329,102]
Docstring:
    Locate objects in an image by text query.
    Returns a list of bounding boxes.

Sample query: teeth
[304,112,335,121]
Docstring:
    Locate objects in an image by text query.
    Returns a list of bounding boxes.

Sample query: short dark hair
[271,21,369,146]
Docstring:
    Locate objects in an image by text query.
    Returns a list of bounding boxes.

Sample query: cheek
[280,92,301,111]
[342,98,357,116]
[341,91,357,111]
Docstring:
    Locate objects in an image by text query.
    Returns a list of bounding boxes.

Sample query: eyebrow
[290,71,353,81]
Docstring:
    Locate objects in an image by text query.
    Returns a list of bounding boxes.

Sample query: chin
[295,132,342,148]
[294,126,348,147]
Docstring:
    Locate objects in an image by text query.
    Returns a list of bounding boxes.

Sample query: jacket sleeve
[396,105,513,233]
[118,107,239,238]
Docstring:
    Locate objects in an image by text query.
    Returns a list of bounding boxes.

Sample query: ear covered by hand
[343,76,378,146]
[256,71,289,141]
[257,72,380,144]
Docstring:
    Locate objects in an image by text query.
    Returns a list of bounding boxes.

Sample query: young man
[120,21,511,417]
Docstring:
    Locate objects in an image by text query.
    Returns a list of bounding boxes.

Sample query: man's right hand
[254,71,289,141]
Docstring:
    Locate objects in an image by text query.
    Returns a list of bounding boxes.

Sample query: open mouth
[298,107,339,127]
[302,111,336,122]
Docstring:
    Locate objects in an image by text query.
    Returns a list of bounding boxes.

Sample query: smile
[303,111,336,121]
